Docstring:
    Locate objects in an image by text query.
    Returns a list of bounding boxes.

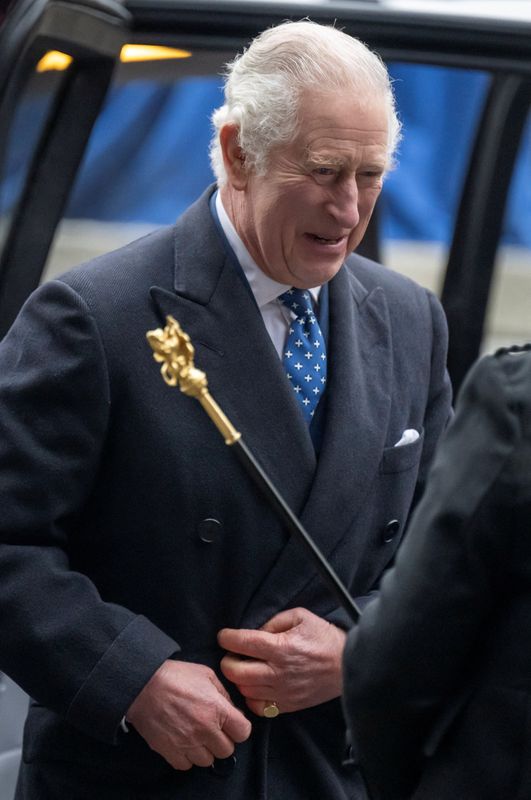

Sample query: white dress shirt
[215,192,321,359]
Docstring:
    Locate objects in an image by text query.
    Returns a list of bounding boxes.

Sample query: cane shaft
[233,438,361,623]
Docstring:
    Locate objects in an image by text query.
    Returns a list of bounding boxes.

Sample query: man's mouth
[308,234,344,245]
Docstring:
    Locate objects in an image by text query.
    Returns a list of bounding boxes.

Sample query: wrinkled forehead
[295,89,390,155]
[295,85,389,125]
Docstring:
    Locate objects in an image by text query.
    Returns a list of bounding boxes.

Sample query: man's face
[227,89,389,288]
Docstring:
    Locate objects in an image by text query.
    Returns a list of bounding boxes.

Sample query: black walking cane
[146,315,360,624]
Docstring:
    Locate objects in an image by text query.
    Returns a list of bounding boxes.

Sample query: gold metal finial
[146,315,241,445]
[146,315,198,389]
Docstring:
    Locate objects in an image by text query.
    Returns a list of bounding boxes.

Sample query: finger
[186,746,215,768]
[221,703,252,743]
[237,683,276,701]
[220,653,274,685]
[204,730,236,760]
[218,627,278,660]
[168,753,194,771]
[206,669,233,702]
[260,607,305,634]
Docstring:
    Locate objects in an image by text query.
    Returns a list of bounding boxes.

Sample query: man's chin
[290,261,345,288]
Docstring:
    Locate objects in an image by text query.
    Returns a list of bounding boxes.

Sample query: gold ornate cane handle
[146,315,241,445]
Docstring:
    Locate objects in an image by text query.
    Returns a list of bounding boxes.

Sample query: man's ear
[219,124,248,190]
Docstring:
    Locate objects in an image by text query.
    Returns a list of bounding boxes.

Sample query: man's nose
[325,178,360,228]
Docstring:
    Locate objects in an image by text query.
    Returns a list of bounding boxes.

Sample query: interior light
[120,44,192,63]
[36,51,73,73]
[35,45,191,73]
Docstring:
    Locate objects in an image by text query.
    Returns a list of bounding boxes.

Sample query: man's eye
[312,167,338,182]
[359,171,383,180]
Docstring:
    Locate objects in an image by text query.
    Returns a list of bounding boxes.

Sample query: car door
[0,5,129,794]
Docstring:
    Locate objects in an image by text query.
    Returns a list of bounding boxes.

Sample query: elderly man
[0,20,451,800]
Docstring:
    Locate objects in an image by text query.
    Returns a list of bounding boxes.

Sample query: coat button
[211,755,237,776]
[382,519,400,543]
[197,518,222,544]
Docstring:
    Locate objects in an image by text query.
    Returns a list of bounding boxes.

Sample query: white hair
[210,20,401,184]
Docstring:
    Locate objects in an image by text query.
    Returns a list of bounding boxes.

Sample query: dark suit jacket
[0,186,451,799]
[343,345,531,800]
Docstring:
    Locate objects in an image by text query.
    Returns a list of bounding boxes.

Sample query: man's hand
[126,659,252,770]
[218,607,347,716]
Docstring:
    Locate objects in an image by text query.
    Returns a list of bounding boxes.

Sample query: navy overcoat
[0,186,451,799]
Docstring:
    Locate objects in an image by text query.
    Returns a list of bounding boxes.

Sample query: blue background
[2,65,531,246]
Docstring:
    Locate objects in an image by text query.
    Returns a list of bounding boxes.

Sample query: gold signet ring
[263,701,279,718]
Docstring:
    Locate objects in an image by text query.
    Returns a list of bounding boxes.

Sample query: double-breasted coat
[0,187,451,799]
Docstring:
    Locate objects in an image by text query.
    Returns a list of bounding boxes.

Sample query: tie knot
[278,288,313,319]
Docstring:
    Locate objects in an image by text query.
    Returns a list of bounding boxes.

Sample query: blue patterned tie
[279,288,327,424]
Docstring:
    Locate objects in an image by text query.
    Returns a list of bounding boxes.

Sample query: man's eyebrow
[305,151,345,167]
[304,149,386,171]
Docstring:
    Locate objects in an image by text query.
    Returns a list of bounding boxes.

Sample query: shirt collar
[215,191,321,309]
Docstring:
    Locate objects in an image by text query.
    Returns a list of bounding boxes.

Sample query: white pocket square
[394,428,419,447]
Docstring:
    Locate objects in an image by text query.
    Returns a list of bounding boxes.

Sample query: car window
[37,50,530,351]
[43,52,227,279]
[381,63,489,295]
[484,111,531,350]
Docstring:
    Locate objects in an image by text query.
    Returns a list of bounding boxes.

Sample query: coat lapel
[302,265,392,538]
[149,189,316,516]
[241,262,392,624]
